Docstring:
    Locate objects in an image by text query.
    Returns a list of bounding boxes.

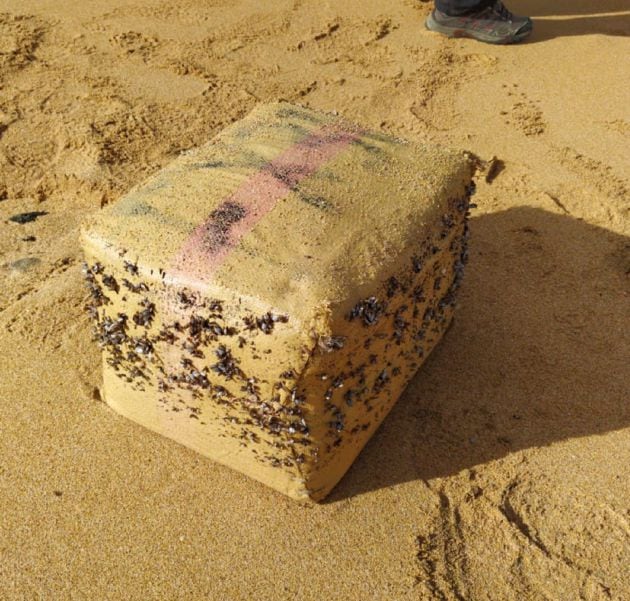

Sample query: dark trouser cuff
[434,0,492,16]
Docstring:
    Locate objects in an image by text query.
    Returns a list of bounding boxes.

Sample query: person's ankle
[435,0,492,17]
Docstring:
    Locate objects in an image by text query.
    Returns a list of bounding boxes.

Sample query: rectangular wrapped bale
[81,102,473,501]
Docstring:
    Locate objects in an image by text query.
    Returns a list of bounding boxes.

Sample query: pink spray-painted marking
[157,123,362,436]
[171,123,362,285]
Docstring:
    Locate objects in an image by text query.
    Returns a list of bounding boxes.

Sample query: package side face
[295,188,473,500]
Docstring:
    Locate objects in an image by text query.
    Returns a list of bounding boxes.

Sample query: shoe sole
[425,12,532,45]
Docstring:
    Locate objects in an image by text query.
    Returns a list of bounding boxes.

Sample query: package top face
[82,102,472,324]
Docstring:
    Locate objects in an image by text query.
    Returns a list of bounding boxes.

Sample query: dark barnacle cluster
[454,227,470,286]
[133,299,155,327]
[465,181,476,199]
[207,299,223,313]
[400,197,471,348]
[237,428,260,445]
[240,394,310,443]
[214,375,314,464]
[156,325,177,344]
[436,209,460,241]
[386,276,408,298]
[128,366,146,381]
[386,277,399,298]
[422,307,435,324]
[242,377,260,396]
[176,308,239,360]
[212,384,233,405]
[317,335,345,353]
[177,291,197,307]
[188,314,235,338]
[332,375,344,389]
[329,407,345,433]
[175,290,223,313]
[455,198,469,214]
[289,387,305,405]
[268,456,295,469]
[324,387,334,403]
[441,213,455,229]
[433,195,473,315]
[101,274,119,293]
[288,417,310,437]
[97,314,128,372]
[211,345,242,380]
[82,262,160,384]
[183,369,210,389]
[392,307,409,344]
[353,363,367,387]
[157,378,171,393]
[90,262,104,274]
[123,279,148,294]
[99,314,128,346]
[82,262,110,312]
[438,289,457,311]
[411,287,426,319]
[131,335,153,356]
[243,311,289,334]
[123,260,139,276]
[373,369,390,393]
[348,296,386,326]
[344,389,356,406]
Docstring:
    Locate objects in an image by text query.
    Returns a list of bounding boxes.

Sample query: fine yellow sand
[1,1,628,599]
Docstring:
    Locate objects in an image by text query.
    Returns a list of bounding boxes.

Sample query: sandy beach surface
[1,1,629,599]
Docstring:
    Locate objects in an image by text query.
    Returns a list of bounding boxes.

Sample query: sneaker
[426,1,533,45]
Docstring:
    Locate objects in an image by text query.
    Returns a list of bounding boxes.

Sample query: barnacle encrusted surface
[81,102,474,501]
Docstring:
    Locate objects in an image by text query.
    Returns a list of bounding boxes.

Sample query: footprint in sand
[109,31,160,61]
[501,84,546,136]
[556,146,629,203]
[0,12,47,72]
[500,476,630,598]
[602,119,630,138]
[410,49,497,131]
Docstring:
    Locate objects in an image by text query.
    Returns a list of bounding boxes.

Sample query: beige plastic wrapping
[81,102,474,501]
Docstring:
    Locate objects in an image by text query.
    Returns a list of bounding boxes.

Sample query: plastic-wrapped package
[81,102,474,500]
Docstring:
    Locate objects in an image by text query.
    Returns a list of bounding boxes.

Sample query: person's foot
[426,1,533,45]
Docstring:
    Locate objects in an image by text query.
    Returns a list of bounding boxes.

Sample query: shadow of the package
[329,207,629,502]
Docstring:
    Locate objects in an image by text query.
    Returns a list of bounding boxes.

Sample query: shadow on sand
[520,0,630,41]
[327,207,629,502]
